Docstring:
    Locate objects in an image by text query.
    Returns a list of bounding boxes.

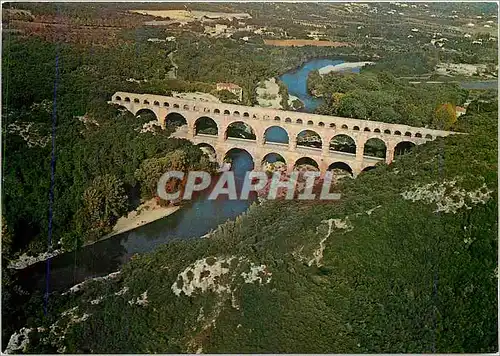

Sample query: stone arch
[296,129,322,149]
[404,131,412,137]
[264,126,289,144]
[224,109,230,115]
[252,114,258,119]
[173,103,179,109]
[134,98,140,103]
[183,104,190,110]
[341,124,348,129]
[124,97,131,102]
[394,141,416,157]
[115,96,122,101]
[296,119,303,124]
[163,102,169,107]
[195,116,218,136]
[307,120,314,126]
[234,111,240,117]
[330,123,336,128]
[328,161,353,176]
[214,108,220,114]
[364,127,371,132]
[274,116,281,121]
[223,148,255,171]
[261,153,286,171]
[329,134,356,154]
[425,134,432,139]
[363,138,386,158]
[384,129,391,134]
[143,99,150,105]
[353,126,360,131]
[197,143,217,162]
[415,133,422,138]
[135,108,157,121]
[374,128,381,133]
[225,121,256,140]
[243,112,249,117]
[318,122,325,127]
[154,101,160,106]
[294,157,319,171]
[285,117,292,123]
[203,107,210,113]
[394,130,401,136]
[165,112,187,128]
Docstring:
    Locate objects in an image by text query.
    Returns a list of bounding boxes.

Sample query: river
[15,149,257,295]
[279,58,364,112]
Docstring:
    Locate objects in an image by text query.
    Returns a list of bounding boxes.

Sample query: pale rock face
[128,290,149,306]
[4,327,32,354]
[171,256,238,296]
[241,263,272,284]
[401,180,492,214]
[308,217,354,267]
[62,271,121,295]
[114,286,129,296]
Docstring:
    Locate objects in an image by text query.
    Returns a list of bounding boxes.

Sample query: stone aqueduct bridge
[111,91,455,176]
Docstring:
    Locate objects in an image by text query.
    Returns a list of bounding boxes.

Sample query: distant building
[455,106,467,118]
[215,24,228,34]
[216,83,243,101]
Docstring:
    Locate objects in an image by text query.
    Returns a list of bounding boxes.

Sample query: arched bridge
[110,91,456,176]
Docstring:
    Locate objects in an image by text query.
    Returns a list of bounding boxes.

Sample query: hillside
[6,105,497,354]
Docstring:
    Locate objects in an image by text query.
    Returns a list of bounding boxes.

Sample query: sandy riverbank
[318,61,374,75]
[105,199,181,239]
[8,200,181,270]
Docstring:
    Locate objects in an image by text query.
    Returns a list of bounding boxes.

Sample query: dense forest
[2,2,498,353]
[8,96,498,353]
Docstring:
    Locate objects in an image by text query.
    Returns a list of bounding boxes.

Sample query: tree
[216,89,239,104]
[76,174,128,242]
[433,102,457,130]
[134,149,188,200]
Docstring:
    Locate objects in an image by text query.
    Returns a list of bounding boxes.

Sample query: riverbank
[318,61,374,75]
[7,199,181,270]
[104,199,181,239]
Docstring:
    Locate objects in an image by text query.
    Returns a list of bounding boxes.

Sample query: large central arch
[296,130,322,149]
[264,126,289,144]
[195,116,218,136]
[225,121,256,140]
[223,148,255,172]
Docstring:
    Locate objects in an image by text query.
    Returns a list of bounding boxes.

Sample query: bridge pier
[385,141,396,164]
